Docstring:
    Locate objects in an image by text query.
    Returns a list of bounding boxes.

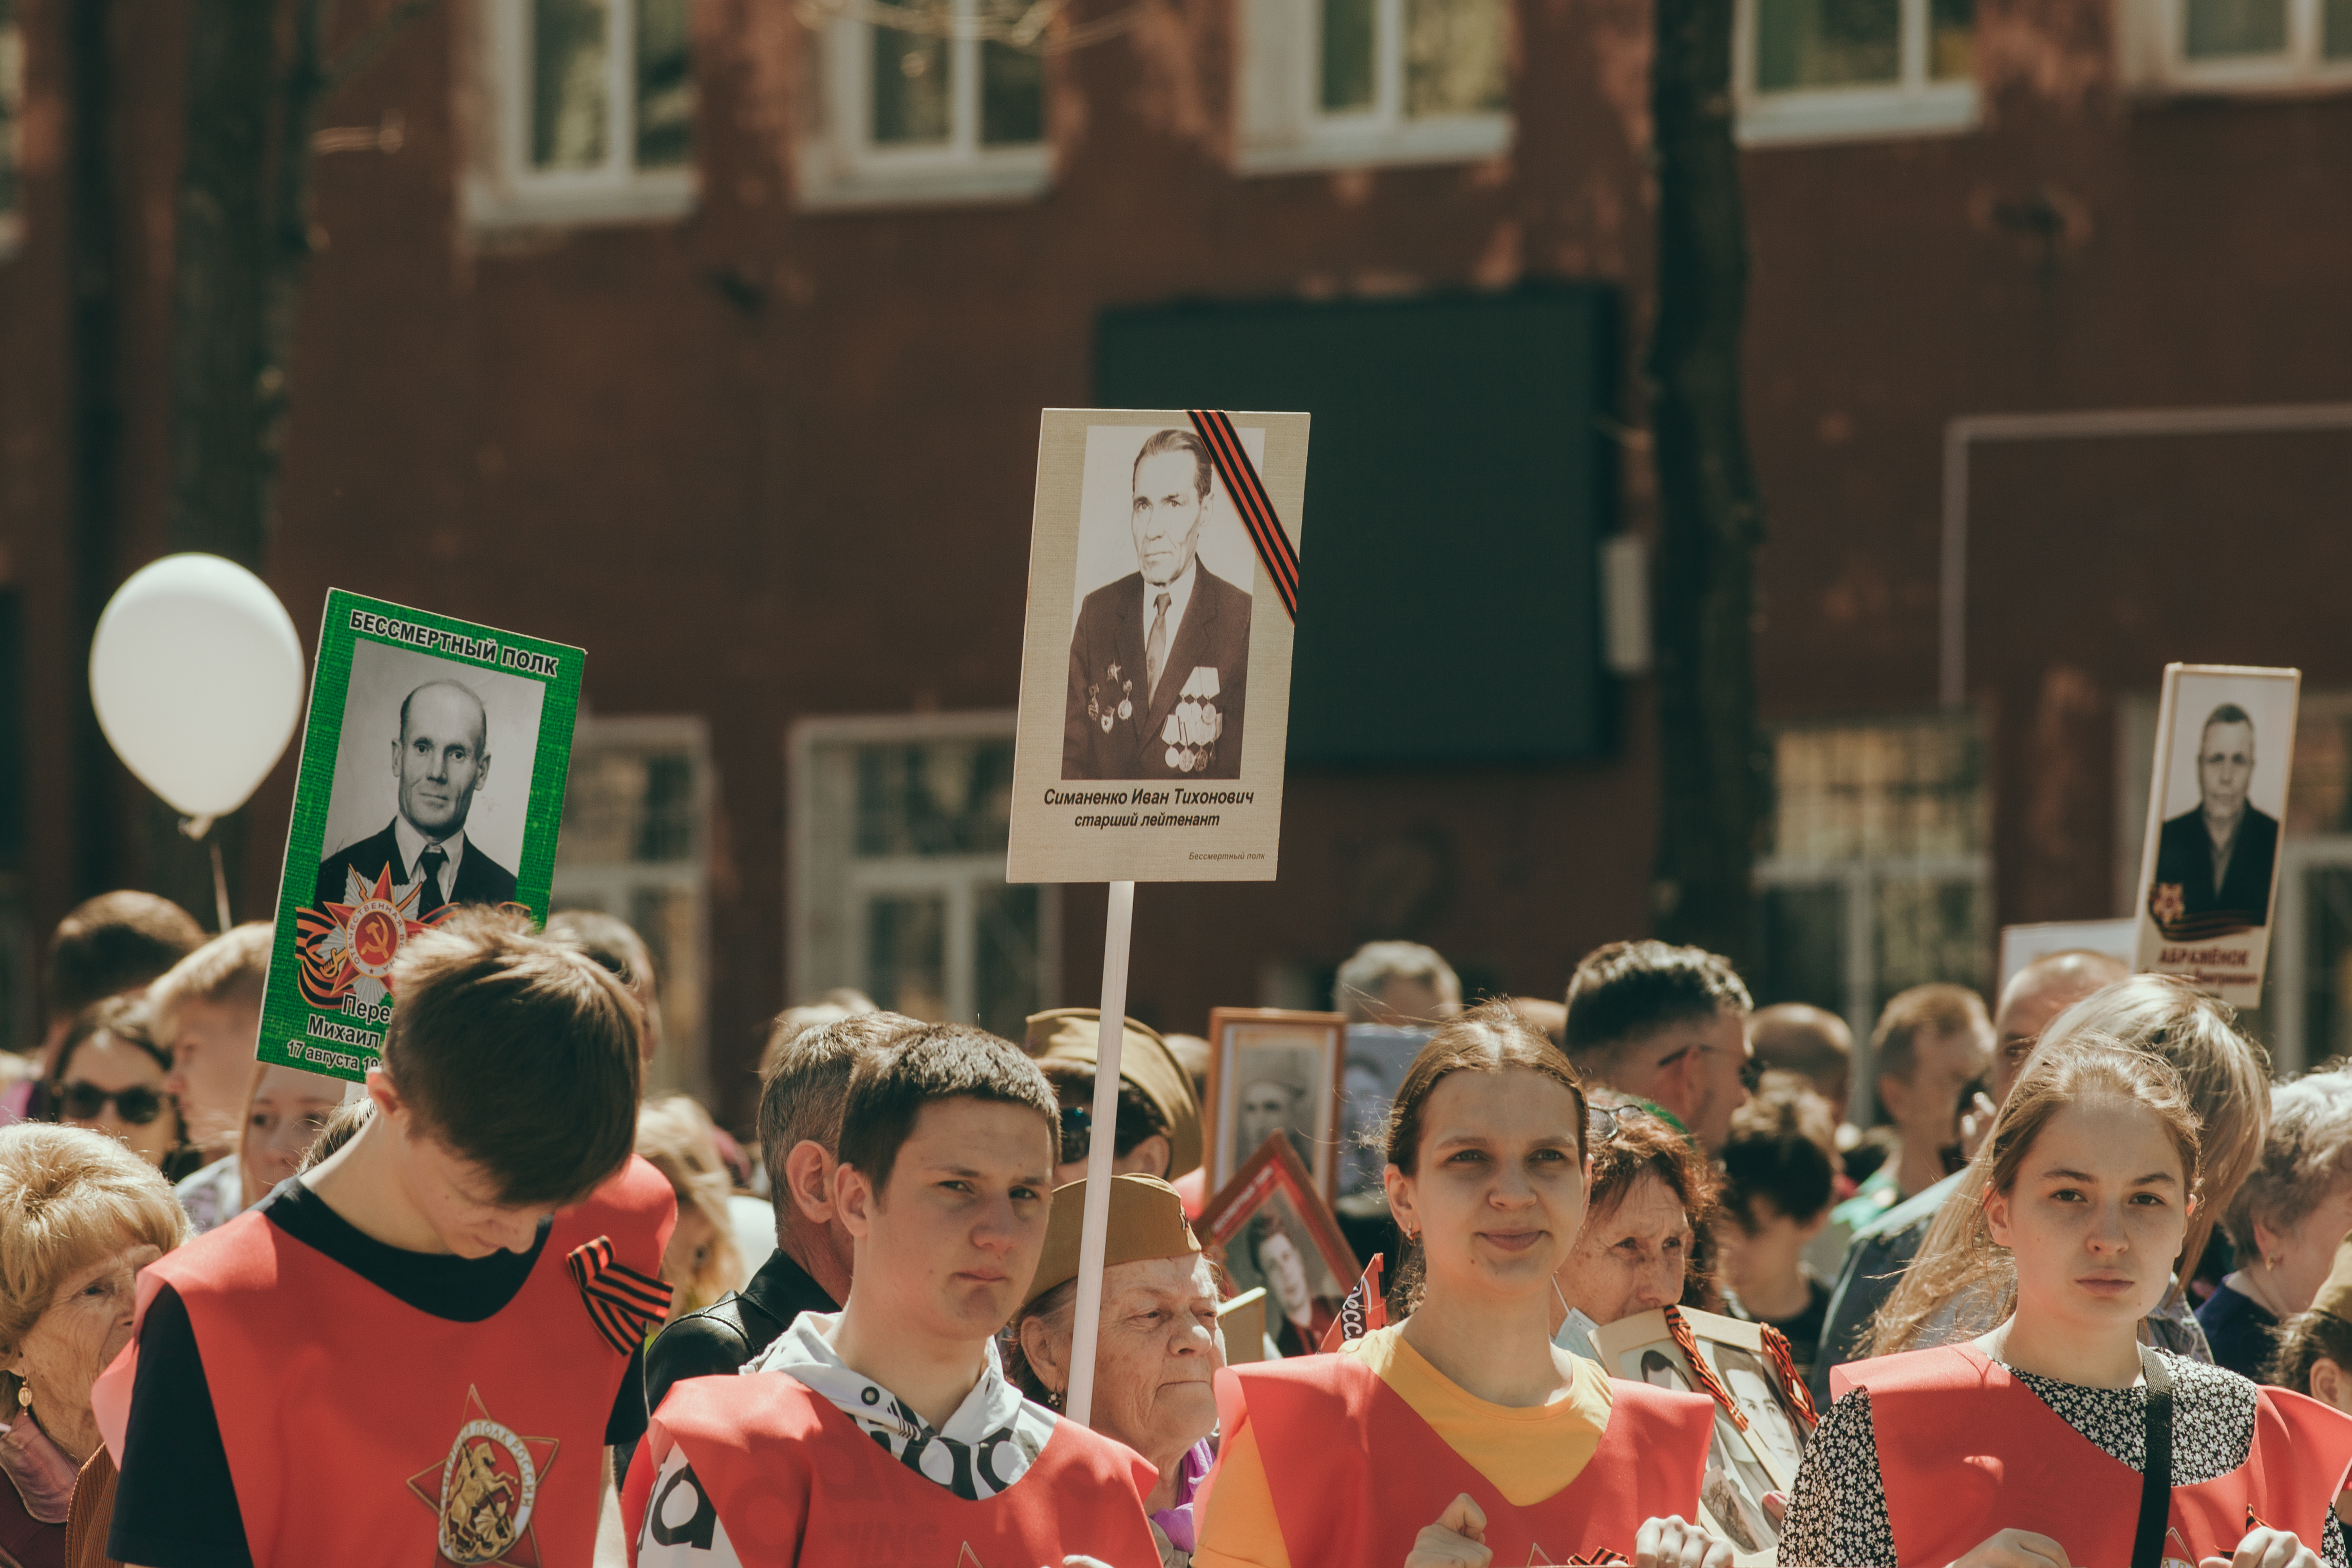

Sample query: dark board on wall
[1097,286,1618,765]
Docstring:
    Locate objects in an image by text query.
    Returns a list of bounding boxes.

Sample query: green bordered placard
[256,590,586,1082]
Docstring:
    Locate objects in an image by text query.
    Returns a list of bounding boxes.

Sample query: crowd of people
[3,891,2352,1567]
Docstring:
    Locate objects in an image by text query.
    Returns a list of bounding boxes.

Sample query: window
[789,713,1058,1038]
[1233,0,1509,173]
[2118,0,2352,91]
[0,0,21,258]
[467,0,696,228]
[1734,0,1978,144]
[797,7,1049,209]
[1752,713,1991,1116]
[552,716,711,1100]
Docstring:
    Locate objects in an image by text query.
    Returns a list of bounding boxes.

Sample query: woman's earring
[14,1383,28,1411]
[1046,1385,1065,1411]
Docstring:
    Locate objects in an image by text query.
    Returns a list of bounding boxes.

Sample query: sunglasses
[1057,1105,1094,1167]
[1586,1102,1660,1143]
[54,1081,167,1126]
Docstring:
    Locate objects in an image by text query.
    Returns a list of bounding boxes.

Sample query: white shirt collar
[390,814,467,902]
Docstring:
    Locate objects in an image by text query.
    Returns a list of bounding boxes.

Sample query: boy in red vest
[625,1023,1160,1567]
[100,908,675,1567]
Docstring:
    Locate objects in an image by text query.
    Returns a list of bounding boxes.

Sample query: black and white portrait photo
[1337,1025,1431,1208]
[313,641,544,921]
[2150,698,2283,940]
[1208,1011,1342,1195]
[1062,425,1259,781]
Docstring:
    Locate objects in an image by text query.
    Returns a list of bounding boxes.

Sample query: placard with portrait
[1198,1132,1359,1362]
[256,590,585,1083]
[2131,663,2301,1007]
[1005,409,1310,883]
[1205,1008,1346,1199]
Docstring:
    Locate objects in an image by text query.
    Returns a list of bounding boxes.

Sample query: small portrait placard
[2131,663,2301,1006]
[256,590,585,1082]
[1198,1132,1359,1361]
[1205,1007,1346,1199]
[1006,409,1310,883]
[1589,1306,1816,1564]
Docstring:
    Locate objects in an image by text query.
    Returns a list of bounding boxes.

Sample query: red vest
[1212,1352,1718,1567]
[1836,1344,2352,1568]
[625,1369,1162,1568]
[112,1156,672,1568]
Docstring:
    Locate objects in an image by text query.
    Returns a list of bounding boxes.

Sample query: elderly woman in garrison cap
[1006,1174,1224,1568]
[1025,1009,1205,1194]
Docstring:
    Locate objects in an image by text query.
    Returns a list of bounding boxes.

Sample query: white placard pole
[1064,879,1135,1428]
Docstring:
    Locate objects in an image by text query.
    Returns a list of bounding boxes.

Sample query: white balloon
[89,554,306,820]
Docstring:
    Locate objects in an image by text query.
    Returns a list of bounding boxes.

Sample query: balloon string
[209,840,232,933]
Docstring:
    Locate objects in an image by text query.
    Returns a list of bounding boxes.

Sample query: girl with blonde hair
[637,1094,743,1323]
[1780,1034,2350,1568]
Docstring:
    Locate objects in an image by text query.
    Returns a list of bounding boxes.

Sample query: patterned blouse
[1777,1351,2350,1568]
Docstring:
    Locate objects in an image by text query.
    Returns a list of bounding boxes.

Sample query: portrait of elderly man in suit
[1063,428,1252,780]
[2150,702,2280,940]
[315,679,517,916]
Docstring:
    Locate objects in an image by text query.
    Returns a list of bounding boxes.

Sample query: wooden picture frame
[1589,1307,1816,1565]
[1205,1007,1347,1199]
[1198,1130,1359,1361]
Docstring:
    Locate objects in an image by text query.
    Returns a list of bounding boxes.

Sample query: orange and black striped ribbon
[1759,1323,1818,1426]
[567,1234,673,1355]
[1662,1303,1748,1432]
[1186,409,1299,622]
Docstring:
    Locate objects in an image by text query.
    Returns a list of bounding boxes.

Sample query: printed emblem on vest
[403,1385,562,1567]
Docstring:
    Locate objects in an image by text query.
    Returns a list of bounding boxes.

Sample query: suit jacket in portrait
[314,821,518,917]
[1062,563,1252,781]
[2149,803,2279,940]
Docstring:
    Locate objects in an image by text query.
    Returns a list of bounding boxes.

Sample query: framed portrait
[1335,1024,1431,1212]
[1590,1307,1815,1564]
[1206,1007,1345,1199]
[1199,1131,1359,1361]
[256,591,585,1082]
[1004,409,1311,884]
[2131,663,2301,1006]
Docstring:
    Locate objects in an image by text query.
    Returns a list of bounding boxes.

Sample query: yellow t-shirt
[1192,1326,1615,1568]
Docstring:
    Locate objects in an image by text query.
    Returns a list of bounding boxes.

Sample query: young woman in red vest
[96,909,676,1568]
[1194,1000,1730,1568]
[1780,1032,2352,1568]
[625,1023,1160,1567]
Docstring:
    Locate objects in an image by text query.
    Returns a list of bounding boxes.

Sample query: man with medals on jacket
[626,1023,1161,1567]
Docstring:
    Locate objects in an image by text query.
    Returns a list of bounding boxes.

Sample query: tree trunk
[1646,0,1765,965]
[166,0,278,566]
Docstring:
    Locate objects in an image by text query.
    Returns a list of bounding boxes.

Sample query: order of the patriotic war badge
[296,863,447,1010]
[1161,666,1224,773]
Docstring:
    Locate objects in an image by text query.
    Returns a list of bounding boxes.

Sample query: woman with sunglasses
[1194,1002,1728,1568]
[44,999,198,1181]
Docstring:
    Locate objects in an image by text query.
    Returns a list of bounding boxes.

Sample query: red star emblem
[2151,882,2186,926]
[404,1386,562,1568]
[295,863,446,1009]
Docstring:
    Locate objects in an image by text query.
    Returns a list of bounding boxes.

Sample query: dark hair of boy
[1563,940,1753,1068]
[1720,1073,1840,1231]
[757,1010,923,1198]
[382,907,642,1207]
[836,1023,1059,1195]
[46,892,207,1017]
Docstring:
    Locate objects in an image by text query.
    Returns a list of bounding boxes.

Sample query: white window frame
[551,714,713,1101]
[786,710,1061,1027]
[465,0,697,231]
[796,8,1051,211]
[1233,0,1511,175]
[1733,0,1979,146]
[2116,0,2352,94]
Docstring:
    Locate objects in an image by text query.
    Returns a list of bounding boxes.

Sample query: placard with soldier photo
[2132,663,2300,1007]
[256,590,585,1082]
[1006,409,1310,884]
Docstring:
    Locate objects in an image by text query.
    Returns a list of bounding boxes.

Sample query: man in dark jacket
[316,679,516,914]
[641,1009,918,1415]
[2150,703,2279,940]
[1062,428,1252,780]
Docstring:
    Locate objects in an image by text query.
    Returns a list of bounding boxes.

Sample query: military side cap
[2312,1232,2352,1325]
[1025,1173,1201,1312]
[1024,1007,1203,1181]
